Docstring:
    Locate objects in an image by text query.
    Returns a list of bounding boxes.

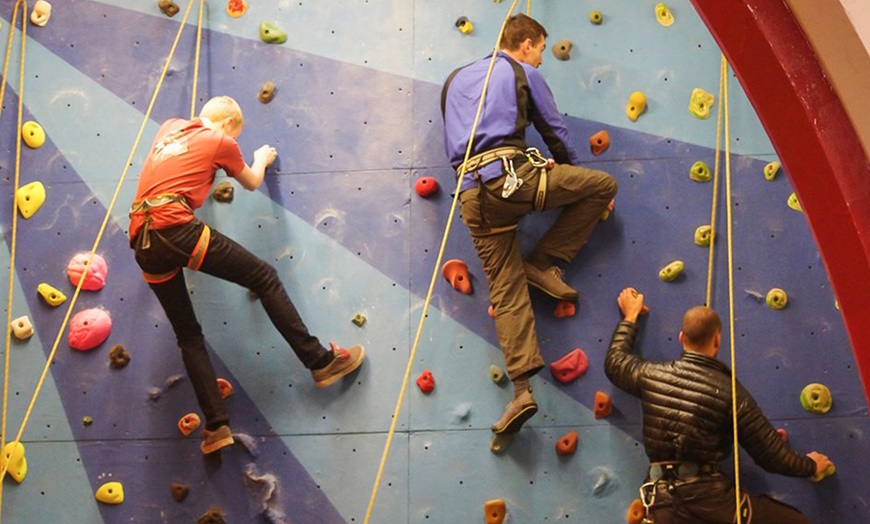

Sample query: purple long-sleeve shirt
[441,51,582,193]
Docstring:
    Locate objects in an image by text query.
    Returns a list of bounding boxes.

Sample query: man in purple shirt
[442,14,617,435]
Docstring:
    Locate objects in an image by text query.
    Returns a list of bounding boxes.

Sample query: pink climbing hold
[68,308,112,351]
[777,428,788,442]
[416,369,435,394]
[415,177,440,198]
[67,252,108,291]
[442,259,472,294]
[554,301,576,319]
[550,348,589,384]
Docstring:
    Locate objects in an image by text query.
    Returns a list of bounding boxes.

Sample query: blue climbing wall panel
[0,0,867,522]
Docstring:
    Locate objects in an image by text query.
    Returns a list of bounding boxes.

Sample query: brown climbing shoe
[201,425,234,455]
[491,389,538,435]
[523,262,579,301]
[312,343,366,388]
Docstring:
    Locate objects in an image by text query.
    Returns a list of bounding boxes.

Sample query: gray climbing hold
[552,40,573,61]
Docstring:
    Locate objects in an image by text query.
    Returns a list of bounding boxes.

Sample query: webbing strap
[456,146,524,177]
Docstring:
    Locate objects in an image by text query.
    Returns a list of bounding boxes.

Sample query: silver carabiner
[524,147,552,169]
[639,481,657,523]
[501,156,523,198]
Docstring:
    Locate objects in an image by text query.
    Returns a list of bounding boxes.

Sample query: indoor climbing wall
[0,0,868,523]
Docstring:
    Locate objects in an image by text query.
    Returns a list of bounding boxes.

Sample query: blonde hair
[199,96,244,130]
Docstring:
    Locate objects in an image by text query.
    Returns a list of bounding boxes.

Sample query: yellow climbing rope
[363,1,522,522]
[0,2,29,521]
[0,0,206,495]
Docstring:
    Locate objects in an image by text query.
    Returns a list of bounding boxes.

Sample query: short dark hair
[681,306,722,347]
[501,14,548,51]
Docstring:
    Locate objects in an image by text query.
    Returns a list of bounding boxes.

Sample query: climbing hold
[226,0,247,18]
[777,428,788,442]
[37,282,66,307]
[83,416,93,426]
[67,252,108,291]
[489,434,513,454]
[171,482,190,502]
[483,499,507,524]
[217,378,234,399]
[95,481,124,504]
[689,160,711,182]
[764,161,781,181]
[800,383,832,414]
[589,130,610,156]
[259,22,287,44]
[30,0,52,26]
[589,10,603,25]
[694,225,713,247]
[68,308,112,351]
[626,498,645,524]
[787,192,802,212]
[16,181,46,219]
[455,16,473,35]
[487,304,495,318]
[21,121,45,149]
[625,91,647,122]
[197,508,226,524]
[178,413,201,436]
[109,344,131,369]
[416,369,435,394]
[10,315,34,340]
[158,0,179,17]
[658,260,684,282]
[442,259,472,294]
[212,181,234,202]
[554,300,576,319]
[600,209,611,221]
[550,348,589,384]
[489,364,505,384]
[415,176,440,198]
[555,430,579,456]
[593,391,612,419]
[688,88,715,119]
[765,288,788,310]
[1,441,27,483]
[351,313,366,327]
[258,81,276,103]
[810,463,836,482]
[551,40,573,61]
[655,3,675,27]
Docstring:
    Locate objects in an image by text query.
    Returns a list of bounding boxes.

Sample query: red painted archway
[690,0,870,406]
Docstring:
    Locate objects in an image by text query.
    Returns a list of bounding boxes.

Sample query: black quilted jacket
[605,320,815,478]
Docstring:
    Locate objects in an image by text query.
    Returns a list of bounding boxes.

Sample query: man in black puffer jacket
[605,287,833,524]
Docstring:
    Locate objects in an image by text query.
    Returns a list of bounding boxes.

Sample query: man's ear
[678,331,684,345]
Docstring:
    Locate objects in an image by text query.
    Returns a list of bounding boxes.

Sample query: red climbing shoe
[201,425,234,455]
[312,343,366,388]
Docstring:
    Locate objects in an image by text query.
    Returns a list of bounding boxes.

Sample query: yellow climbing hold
[21,121,46,148]
[766,288,788,310]
[589,10,603,25]
[31,0,52,27]
[811,463,836,482]
[658,260,684,282]
[16,181,46,219]
[694,225,713,247]
[1,441,27,483]
[655,3,675,27]
[787,192,802,212]
[688,88,715,119]
[689,161,711,182]
[455,16,473,35]
[764,161,781,181]
[626,91,647,122]
[38,282,67,306]
[96,481,125,504]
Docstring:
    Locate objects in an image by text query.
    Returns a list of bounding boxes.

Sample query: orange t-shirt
[129,117,246,239]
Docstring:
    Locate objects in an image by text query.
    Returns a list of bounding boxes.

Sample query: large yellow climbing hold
[38,282,67,306]
[96,481,125,504]
[787,192,802,212]
[764,161,781,181]
[1,441,28,483]
[688,88,715,119]
[21,121,45,148]
[689,161,711,182]
[626,91,647,122]
[16,181,46,219]
[655,3,675,27]
[658,260,684,282]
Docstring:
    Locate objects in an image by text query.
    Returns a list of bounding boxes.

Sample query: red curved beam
[689,0,870,406]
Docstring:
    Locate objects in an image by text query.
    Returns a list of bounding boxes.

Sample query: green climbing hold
[764,161,781,181]
[658,260,684,282]
[688,88,715,119]
[490,434,513,454]
[259,22,287,44]
[765,288,788,310]
[689,161,711,182]
[352,313,366,327]
[694,225,713,247]
[83,416,93,426]
[800,383,832,414]
[787,192,802,212]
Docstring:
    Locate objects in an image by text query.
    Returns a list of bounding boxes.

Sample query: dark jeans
[132,220,332,429]
[651,486,811,524]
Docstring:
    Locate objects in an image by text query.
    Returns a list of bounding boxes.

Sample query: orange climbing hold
[483,499,507,524]
[589,130,610,155]
[216,378,234,399]
[555,430,579,455]
[626,498,645,524]
[487,304,495,318]
[554,301,576,319]
[226,0,247,17]
[416,369,435,394]
[415,176,440,198]
[594,391,612,418]
[178,413,201,436]
[550,348,589,384]
[442,259,472,294]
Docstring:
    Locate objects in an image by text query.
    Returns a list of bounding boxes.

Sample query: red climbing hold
[216,378,234,399]
[415,176,439,198]
[777,428,788,442]
[442,259,472,294]
[416,369,435,394]
[550,348,588,384]
[555,430,579,455]
[589,130,610,155]
[594,391,612,419]
[554,300,576,319]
